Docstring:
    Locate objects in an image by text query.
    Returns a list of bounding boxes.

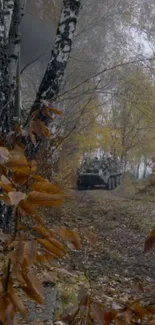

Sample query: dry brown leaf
[33,225,67,253]
[33,224,54,239]
[22,286,44,304]
[30,120,50,138]
[11,173,29,185]
[1,175,11,185]
[37,238,65,258]
[0,165,7,176]
[0,194,11,204]
[30,132,37,146]
[57,227,81,250]
[20,128,29,137]
[22,270,44,304]
[9,166,31,176]
[27,191,63,207]
[49,107,64,115]
[8,287,27,316]
[32,181,63,194]
[7,149,28,166]
[14,271,26,286]
[61,306,79,323]
[0,181,14,193]
[13,143,25,152]
[0,147,11,164]
[30,109,39,120]
[3,301,16,325]
[33,214,46,225]
[0,297,7,323]
[8,191,26,206]
[36,252,55,263]
[42,107,54,121]
[18,200,38,215]
[33,175,46,182]
[144,235,155,253]
[147,306,155,314]
[24,240,37,266]
[123,308,132,324]
[131,302,150,318]
[91,302,104,325]
[11,240,25,267]
[104,310,117,325]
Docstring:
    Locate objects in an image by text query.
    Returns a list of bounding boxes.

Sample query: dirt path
[22,185,155,322]
[45,185,155,304]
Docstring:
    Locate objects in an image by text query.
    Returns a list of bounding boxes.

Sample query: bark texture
[31,0,81,112]
[0,0,26,131]
[0,0,26,229]
[26,0,81,159]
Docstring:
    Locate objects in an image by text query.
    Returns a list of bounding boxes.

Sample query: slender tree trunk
[0,0,26,231]
[25,0,81,159]
[136,161,140,179]
[121,151,128,173]
[0,0,25,130]
[14,50,21,121]
[143,157,148,179]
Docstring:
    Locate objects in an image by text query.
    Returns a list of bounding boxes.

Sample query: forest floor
[20,180,155,323]
[46,180,155,308]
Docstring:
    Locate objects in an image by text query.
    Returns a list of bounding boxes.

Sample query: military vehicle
[77,155,122,190]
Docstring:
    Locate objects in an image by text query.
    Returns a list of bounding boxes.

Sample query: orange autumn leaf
[27,191,63,207]
[36,252,55,263]
[30,120,50,138]
[131,302,150,318]
[37,238,65,258]
[18,200,38,215]
[57,227,81,250]
[49,107,64,115]
[22,270,44,304]
[33,214,46,226]
[32,181,63,194]
[8,288,27,316]
[104,310,117,325]
[33,225,67,253]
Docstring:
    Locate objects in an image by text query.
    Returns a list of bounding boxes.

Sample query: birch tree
[0,0,81,228]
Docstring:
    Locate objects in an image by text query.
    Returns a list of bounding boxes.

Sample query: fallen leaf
[8,191,26,206]
[0,147,11,164]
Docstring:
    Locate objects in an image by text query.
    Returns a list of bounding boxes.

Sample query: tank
[77,155,122,190]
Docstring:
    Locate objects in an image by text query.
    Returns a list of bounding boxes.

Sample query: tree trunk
[143,157,148,179]
[0,0,81,230]
[136,161,140,179]
[0,0,22,231]
[25,0,81,159]
[0,0,25,130]
[121,151,128,173]
[31,0,81,111]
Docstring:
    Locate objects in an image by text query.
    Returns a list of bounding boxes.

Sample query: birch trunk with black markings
[25,0,81,159]
[0,0,26,230]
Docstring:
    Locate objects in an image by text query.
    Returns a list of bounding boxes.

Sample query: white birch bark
[32,0,81,111]
[26,0,81,159]
[0,0,26,230]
